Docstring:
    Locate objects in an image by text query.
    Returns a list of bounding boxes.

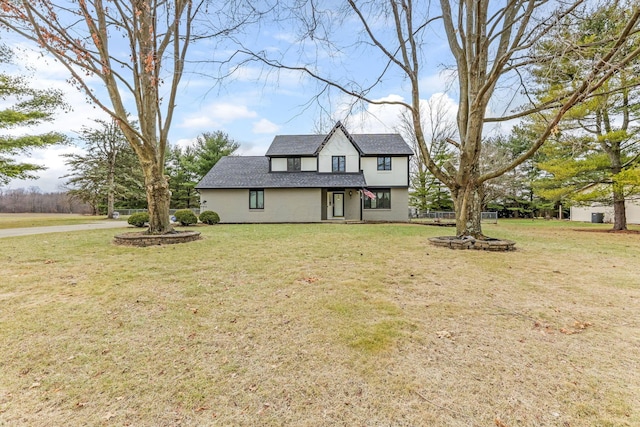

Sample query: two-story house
[195,122,413,223]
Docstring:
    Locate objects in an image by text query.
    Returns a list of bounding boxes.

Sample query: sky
[2,3,470,193]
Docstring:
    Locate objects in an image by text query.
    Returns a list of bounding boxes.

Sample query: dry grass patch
[0,221,639,426]
[0,213,102,230]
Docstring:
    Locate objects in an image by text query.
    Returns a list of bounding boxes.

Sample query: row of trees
[62,121,238,216]
[408,2,640,230]
[1,0,639,238]
[0,41,236,215]
[0,187,90,213]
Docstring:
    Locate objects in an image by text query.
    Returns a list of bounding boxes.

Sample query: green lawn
[0,220,638,426]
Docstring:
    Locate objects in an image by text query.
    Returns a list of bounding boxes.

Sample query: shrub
[128,212,149,227]
[199,210,220,225]
[174,209,198,226]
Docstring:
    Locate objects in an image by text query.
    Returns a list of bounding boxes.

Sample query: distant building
[570,199,640,224]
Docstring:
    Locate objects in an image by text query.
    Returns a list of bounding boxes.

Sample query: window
[287,157,301,171]
[377,156,392,171]
[332,156,346,172]
[249,189,264,209]
[364,189,391,209]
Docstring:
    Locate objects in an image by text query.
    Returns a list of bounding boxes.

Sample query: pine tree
[0,45,66,185]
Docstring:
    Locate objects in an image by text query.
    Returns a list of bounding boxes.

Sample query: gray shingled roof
[353,134,414,155]
[195,156,368,189]
[265,133,413,156]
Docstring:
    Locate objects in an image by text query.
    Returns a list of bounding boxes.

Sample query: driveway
[0,221,130,239]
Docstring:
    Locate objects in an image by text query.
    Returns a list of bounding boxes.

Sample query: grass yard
[0,220,639,426]
[0,213,105,230]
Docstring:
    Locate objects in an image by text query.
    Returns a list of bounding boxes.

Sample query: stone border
[113,230,201,247]
[429,236,516,251]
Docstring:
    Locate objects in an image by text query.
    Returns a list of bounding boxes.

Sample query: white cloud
[332,92,460,142]
[180,115,221,130]
[339,94,407,133]
[178,102,260,134]
[252,118,280,134]
[419,70,457,98]
[174,137,198,149]
[208,103,258,122]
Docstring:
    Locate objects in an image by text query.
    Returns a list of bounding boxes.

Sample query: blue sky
[2,6,464,193]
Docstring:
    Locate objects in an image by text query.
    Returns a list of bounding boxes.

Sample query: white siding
[301,157,317,171]
[271,158,286,172]
[361,156,409,186]
[270,157,317,171]
[317,130,360,173]
[571,199,640,224]
[200,188,322,223]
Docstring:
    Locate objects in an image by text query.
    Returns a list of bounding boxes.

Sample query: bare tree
[0,0,252,234]
[243,0,640,238]
[399,95,457,213]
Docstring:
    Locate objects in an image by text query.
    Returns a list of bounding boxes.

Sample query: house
[195,122,413,223]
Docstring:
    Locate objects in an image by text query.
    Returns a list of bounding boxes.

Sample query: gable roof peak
[314,121,363,155]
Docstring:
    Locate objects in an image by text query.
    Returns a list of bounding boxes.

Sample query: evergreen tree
[0,44,66,185]
[192,131,240,179]
[532,3,640,229]
[166,131,239,209]
[165,145,199,209]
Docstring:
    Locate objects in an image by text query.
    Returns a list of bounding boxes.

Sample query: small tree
[165,145,199,209]
[401,96,456,214]
[63,120,144,217]
[166,131,239,209]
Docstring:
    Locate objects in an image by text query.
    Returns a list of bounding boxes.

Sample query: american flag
[362,189,376,199]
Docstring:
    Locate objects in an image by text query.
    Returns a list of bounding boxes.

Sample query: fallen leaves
[560,321,593,335]
[533,320,592,335]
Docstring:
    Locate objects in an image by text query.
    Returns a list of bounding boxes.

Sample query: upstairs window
[332,156,346,172]
[377,156,392,171]
[249,189,264,209]
[287,157,301,171]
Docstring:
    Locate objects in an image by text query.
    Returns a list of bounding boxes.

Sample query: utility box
[591,212,604,223]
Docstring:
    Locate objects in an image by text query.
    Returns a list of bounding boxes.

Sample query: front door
[333,193,344,217]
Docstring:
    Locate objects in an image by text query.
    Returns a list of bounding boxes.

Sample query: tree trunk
[142,165,173,234]
[106,166,115,219]
[453,183,485,239]
[612,188,627,231]
[107,190,115,219]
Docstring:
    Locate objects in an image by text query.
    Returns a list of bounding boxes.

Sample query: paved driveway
[0,221,130,239]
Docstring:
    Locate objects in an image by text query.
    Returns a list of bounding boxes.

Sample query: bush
[199,210,220,225]
[174,209,198,226]
[128,212,149,227]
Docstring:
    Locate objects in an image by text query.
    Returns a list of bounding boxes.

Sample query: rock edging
[113,231,201,247]
[429,236,516,251]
